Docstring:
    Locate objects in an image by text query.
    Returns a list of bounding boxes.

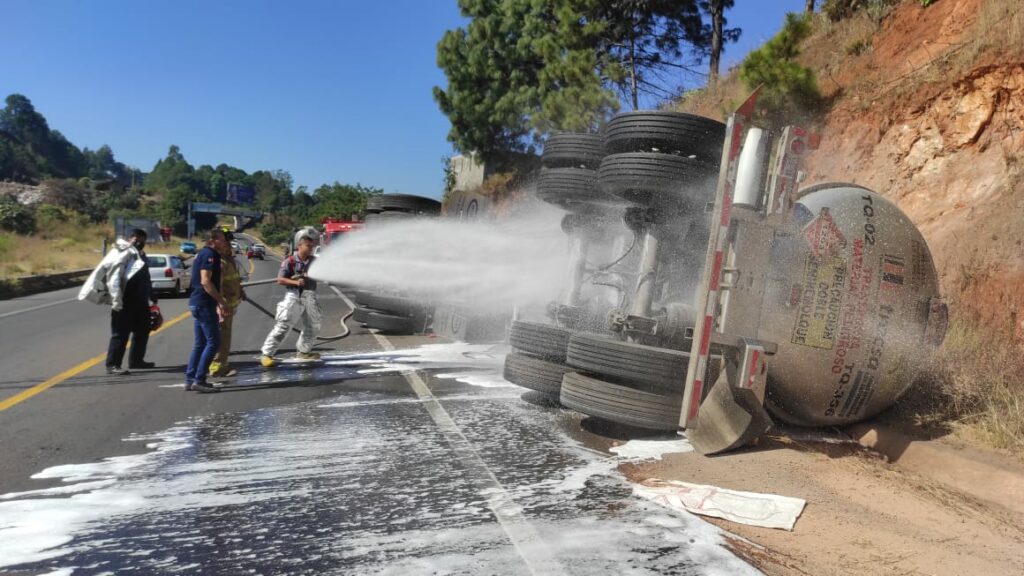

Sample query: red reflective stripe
[728,123,744,161]
[720,192,733,227]
[688,379,704,419]
[699,315,713,356]
[746,349,761,389]
[709,250,724,290]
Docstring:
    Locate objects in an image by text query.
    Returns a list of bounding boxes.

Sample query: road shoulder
[621,432,1024,576]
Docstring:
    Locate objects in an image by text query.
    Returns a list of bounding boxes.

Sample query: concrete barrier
[0,268,93,300]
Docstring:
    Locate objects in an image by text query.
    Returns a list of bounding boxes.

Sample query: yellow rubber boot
[260,355,277,368]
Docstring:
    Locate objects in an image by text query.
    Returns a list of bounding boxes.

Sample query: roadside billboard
[227,182,256,204]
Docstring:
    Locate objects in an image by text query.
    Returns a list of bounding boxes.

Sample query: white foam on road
[0,341,760,575]
[610,436,695,460]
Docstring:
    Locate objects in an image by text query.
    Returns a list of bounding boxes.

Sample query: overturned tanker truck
[504,90,949,455]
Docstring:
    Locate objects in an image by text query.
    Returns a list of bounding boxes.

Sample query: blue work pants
[185,305,220,385]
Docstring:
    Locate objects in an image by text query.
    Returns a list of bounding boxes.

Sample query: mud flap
[688,342,774,455]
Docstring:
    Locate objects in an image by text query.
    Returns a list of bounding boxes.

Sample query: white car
[148,253,191,296]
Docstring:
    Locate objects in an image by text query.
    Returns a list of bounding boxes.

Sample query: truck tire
[509,321,572,362]
[367,194,441,214]
[604,111,726,162]
[566,333,689,392]
[362,294,426,316]
[352,290,373,306]
[352,305,377,324]
[560,371,682,431]
[363,311,419,333]
[598,152,717,208]
[542,132,604,169]
[537,167,622,209]
[503,352,572,396]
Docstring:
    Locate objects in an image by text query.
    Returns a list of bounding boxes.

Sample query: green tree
[0,95,88,180]
[698,0,741,83]
[434,0,542,160]
[435,0,633,160]
[435,0,725,158]
[82,144,131,183]
[146,145,212,232]
[309,182,380,221]
[0,95,50,154]
[596,0,711,108]
[739,12,820,127]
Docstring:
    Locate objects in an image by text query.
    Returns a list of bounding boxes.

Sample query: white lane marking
[328,285,564,575]
[0,297,78,320]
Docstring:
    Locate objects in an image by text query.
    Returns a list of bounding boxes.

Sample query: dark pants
[107,306,150,368]
[185,305,220,385]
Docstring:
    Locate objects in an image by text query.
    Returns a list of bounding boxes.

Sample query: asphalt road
[0,243,756,575]
[0,250,404,494]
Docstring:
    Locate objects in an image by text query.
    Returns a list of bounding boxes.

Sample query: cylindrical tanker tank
[755,183,942,426]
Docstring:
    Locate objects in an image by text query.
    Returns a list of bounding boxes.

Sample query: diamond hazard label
[803,207,846,258]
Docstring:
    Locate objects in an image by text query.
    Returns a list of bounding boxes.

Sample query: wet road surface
[0,346,756,575]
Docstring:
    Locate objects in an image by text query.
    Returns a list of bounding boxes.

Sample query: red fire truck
[321,217,364,247]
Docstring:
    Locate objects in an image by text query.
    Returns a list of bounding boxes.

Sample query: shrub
[0,195,36,234]
[822,0,899,22]
[845,37,872,55]
[35,203,68,227]
[739,13,822,128]
[258,220,293,247]
[0,232,13,259]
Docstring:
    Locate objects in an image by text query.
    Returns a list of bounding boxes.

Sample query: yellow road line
[0,310,193,412]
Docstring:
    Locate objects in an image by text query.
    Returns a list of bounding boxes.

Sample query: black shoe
[106,366,131,376]
[192,382,218,393]
[129,361,156,369]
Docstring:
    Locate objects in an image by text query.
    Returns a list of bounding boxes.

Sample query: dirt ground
[620,430,1024,576]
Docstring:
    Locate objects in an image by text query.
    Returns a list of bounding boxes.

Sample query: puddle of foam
[433,371,516,388]
[609,437,694,461]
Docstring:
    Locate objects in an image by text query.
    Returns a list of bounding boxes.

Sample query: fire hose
[240,277,353,342]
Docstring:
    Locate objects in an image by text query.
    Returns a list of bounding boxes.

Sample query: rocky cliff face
[798,0,1024,344]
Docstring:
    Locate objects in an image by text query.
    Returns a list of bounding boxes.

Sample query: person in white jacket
[78,229,156,375]
[259,227,323,367]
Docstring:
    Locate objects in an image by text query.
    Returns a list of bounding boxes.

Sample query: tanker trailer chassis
[681,90,949,454]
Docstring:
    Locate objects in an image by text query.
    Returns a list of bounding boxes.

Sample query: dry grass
[0,223,186,278]
[675,0,1023,121]
[894,319,1024,454]
[0,222,106,277]
[955,0,1024,68]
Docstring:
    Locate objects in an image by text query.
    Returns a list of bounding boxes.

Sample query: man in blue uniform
[184,229,231,392]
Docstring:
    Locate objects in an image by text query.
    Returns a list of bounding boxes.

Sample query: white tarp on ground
[634,478,806,531]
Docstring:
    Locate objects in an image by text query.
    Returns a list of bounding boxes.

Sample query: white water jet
[309,203,571,312]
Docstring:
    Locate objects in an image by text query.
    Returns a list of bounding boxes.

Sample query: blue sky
[2,0,807,199]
